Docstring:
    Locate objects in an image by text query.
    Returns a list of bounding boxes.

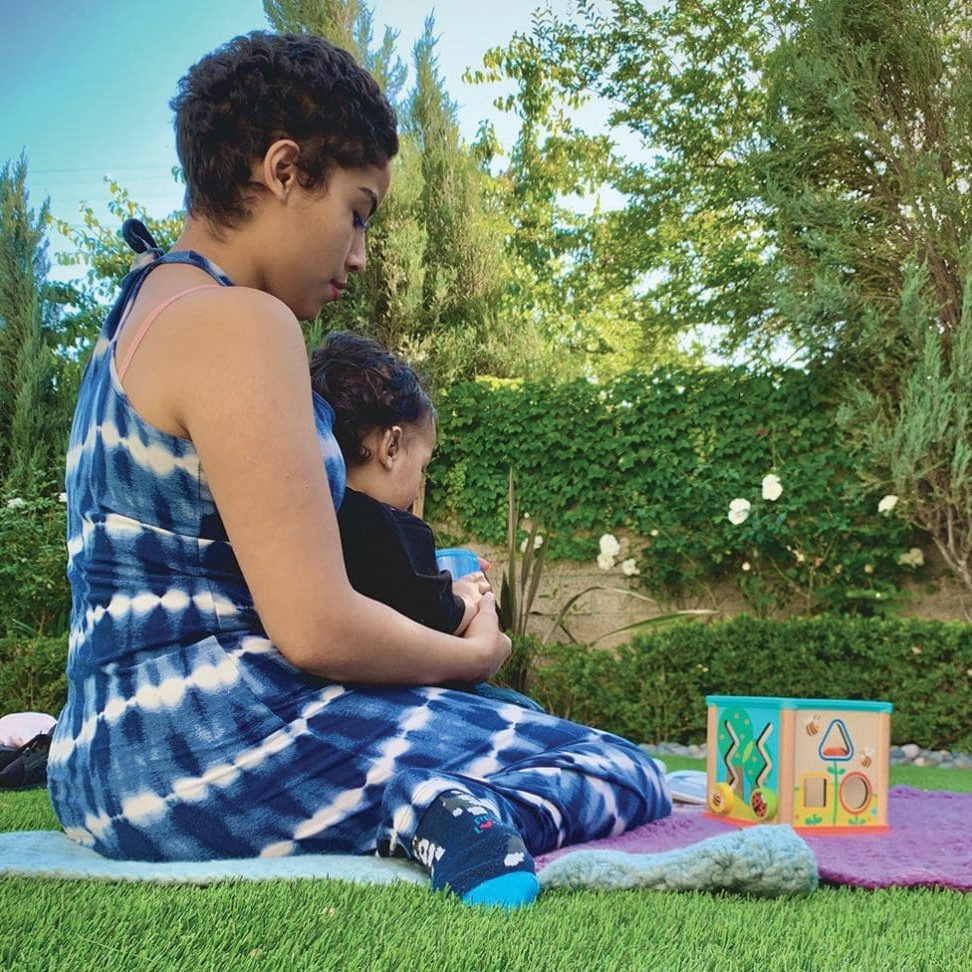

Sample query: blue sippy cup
[435,547,480,579]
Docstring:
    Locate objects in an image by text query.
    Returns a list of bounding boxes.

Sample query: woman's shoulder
[118,279,311,440]
[189,284,298,333]
[171,285,306,377]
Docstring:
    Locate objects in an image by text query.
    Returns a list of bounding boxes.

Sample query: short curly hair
[309,331,436,467]
[171,31,399,228]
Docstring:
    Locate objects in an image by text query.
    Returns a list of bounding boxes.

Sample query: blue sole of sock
[461,871,540,909]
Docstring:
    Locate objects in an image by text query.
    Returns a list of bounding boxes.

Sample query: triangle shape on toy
[819,719,853,761]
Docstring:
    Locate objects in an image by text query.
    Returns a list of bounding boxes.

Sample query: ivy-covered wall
[426,367,920,615]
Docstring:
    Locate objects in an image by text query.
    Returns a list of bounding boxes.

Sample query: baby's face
[384,419,436,512]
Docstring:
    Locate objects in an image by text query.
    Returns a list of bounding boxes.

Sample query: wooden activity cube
[705,695,892,834]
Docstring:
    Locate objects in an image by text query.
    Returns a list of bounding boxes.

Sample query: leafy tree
[842,261,972,607]
[468,15,677,378]
[265,1,538,386]
[760,0,972,606]
[395,16,518,383]
[485,0,805,366]
[0,155,64,494]
[264,0,407,104]
[759,0,972,386]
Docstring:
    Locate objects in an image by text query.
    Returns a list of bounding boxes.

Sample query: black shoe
[0,732,52,790]
[0,746,20,771]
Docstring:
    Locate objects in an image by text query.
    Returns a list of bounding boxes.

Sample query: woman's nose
[346,232,366,275]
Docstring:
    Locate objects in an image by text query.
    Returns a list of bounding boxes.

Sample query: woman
[48,32,670,909]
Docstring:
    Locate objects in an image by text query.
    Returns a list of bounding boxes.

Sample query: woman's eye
[353,212,368,231]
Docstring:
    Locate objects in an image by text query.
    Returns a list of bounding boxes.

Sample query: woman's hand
[461,593,511,681]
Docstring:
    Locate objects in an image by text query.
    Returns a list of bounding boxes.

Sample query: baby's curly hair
[171,32,399,228]
[310,332,436,467]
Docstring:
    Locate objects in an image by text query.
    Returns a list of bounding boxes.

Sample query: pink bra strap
[116,284,221,382]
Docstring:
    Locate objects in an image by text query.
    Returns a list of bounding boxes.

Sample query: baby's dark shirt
[336,487,465,633]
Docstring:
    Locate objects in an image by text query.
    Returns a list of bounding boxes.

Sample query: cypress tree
[0,155,59,495]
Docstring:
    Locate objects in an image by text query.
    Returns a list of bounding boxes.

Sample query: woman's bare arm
[130,285,510,684]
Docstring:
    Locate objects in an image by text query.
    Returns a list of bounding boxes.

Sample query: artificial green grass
[2,763,970,972]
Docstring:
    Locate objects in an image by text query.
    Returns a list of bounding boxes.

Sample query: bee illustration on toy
[705,695,892,834]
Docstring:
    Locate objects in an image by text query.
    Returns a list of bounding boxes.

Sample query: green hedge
[531,616,972,750]
[0,636,68,716]
[5,620,971,755]
[0,494,71,637]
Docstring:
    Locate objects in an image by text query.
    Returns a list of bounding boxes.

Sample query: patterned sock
[411,790,539,909]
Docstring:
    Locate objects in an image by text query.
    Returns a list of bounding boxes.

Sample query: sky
[0,0,631,281]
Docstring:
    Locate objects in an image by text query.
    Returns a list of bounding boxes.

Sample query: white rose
[5,497,25,509]
[878,494,898,515]
[596,552,616,571]
[727,498,751,525]
[761,474,783,501]
[896,547,924,568]
[741,561,752,572]
[621,558,639,576]
[598,533,621,557]
[519,537,528,554]
[650,529,660,537]
[533,535,543,550]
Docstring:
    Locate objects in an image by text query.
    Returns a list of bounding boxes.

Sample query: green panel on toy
[715,704,780,822]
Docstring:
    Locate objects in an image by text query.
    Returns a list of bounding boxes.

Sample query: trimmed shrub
[0,494,70,637]
[0,636,67,716]
[531,616,972,750]
[5,619,971,755]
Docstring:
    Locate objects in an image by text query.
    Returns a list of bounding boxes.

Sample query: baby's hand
[453,572,491,605]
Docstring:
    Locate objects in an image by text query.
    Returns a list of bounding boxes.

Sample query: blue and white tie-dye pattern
[49,250,671,863]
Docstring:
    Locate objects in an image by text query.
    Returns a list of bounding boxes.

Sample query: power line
[28,164,179,175]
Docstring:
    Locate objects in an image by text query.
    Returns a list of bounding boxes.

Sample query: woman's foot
[412,791,540,909]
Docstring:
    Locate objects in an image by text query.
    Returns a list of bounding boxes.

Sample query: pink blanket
[537,786,972,891]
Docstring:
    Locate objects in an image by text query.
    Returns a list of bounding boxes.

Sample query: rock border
[640,741,972,771]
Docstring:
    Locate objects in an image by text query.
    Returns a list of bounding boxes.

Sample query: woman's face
[274,161,392,320]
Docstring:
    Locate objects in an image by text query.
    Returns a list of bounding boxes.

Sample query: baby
[310,331,544,711]
[310,331,490,636]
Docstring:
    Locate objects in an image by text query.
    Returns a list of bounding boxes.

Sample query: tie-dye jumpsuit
[47,250,671,862]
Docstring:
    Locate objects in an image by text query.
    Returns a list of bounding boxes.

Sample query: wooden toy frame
[705,695,892,834]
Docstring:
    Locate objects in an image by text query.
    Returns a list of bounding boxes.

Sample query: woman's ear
[376,426,403,470]
[257,139,301,202]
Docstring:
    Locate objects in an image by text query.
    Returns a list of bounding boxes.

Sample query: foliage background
[1,0,971,755]
[426,367,918,616]
[6,616,969,750]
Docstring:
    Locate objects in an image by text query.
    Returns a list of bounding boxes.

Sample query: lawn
[2,758,970,971]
